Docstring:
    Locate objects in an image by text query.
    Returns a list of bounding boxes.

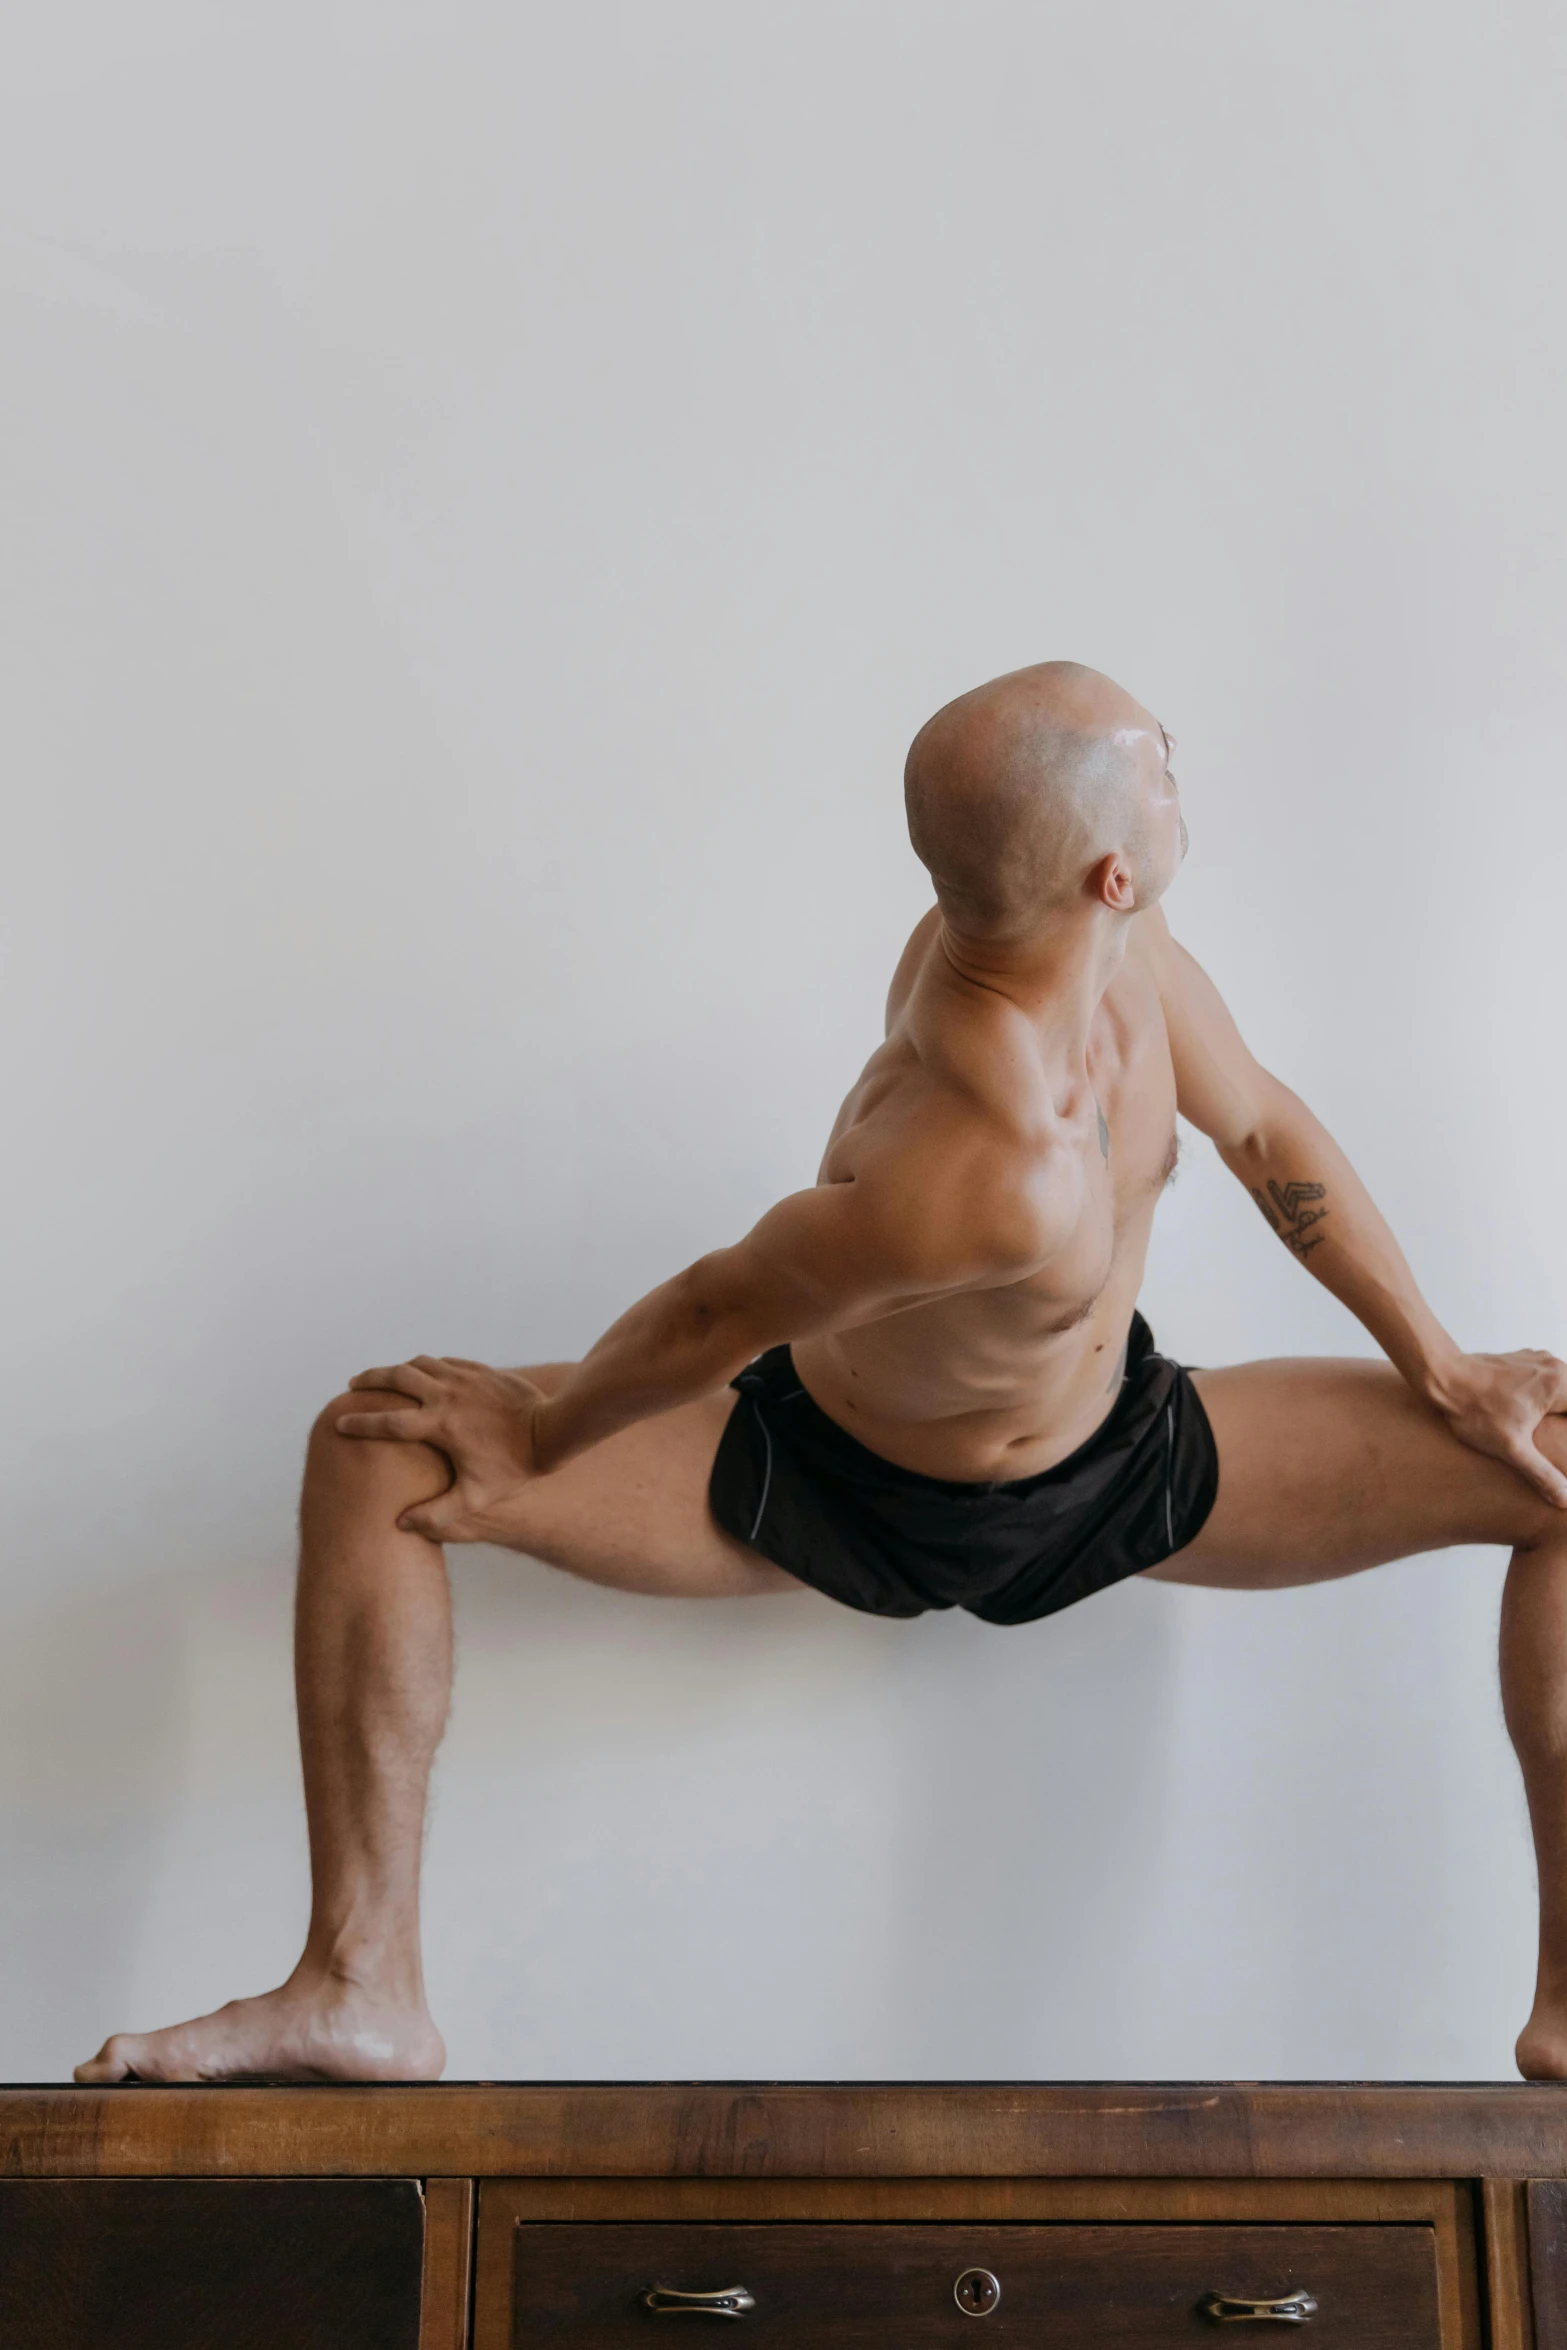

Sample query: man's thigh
[1150,1356,1563,1591]
[482,1364,801,1601]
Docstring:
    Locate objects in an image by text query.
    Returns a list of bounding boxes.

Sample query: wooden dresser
[2,2083,1564,2350]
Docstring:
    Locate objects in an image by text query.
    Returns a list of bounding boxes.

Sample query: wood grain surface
[1482,2182,1535,2350]
[475,2179,1479,2350]
[494,2221,1440,2350]
[0,2176,425,2349]
[422,2177,477,2350]
[1529,2183,1567,2350]
[3,2083,1566,2181]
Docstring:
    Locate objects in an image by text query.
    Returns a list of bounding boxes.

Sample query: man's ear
[1088,851,1137,912]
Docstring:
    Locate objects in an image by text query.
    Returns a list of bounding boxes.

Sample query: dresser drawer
[507,2222,1441,2350]
[0,2178,425,2350]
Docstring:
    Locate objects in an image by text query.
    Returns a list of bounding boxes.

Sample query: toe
[74,2037,136,2084]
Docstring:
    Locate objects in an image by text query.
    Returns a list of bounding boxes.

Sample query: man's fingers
[1511,1442,1567,1512]
[335,1406,434,1442]
[398,1492,464,1541]
[348,1363,440,1399]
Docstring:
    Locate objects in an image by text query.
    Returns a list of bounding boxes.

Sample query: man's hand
[1430,1350,1567,1510]
[337,1356,548,1542]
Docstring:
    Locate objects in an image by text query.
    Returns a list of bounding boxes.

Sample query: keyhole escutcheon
[954,2268,1001,2316]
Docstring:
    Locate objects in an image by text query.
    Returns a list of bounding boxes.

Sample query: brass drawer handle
[641,2287,756,2319]
[1201,2292,1319,2325]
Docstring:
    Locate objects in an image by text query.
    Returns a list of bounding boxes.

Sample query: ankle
[1522,1958,1567,2018]
[294,1936,426,2010]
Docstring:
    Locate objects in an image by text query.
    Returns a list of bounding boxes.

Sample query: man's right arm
[531,1129,1071,1472]
[339,1104,1077,1484]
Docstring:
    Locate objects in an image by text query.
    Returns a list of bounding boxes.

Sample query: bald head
[905,661,1168,939]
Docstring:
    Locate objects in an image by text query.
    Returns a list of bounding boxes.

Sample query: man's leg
[75,1371,795,2083]
[1146,1356,1567,2078]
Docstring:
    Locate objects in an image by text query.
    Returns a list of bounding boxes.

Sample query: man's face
[1114,714,1187,902]
[1157,722,1189,869]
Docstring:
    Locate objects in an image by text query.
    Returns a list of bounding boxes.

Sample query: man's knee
[1499,1415,1567,1555]
[306,1390,450,1504]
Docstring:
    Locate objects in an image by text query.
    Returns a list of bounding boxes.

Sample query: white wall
[3,0,1564,2082]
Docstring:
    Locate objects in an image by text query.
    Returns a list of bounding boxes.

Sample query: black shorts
[708,1313,1219,1626]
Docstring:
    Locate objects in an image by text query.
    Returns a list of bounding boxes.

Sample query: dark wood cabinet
[1528,2184,1567,2350]
[0,2177,424,2350]
[505,2220,1442,2350]
[474,2180,1476,2350]
[0,2084,1560,2350]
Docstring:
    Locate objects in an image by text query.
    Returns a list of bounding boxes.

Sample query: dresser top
[3,2082,1566,2179]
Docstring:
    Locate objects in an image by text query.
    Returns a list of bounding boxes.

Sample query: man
[77,661,1567,2085]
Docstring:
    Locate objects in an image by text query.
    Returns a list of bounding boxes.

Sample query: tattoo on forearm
[1095,1098,1110,1161]
[1252,1177,1330,1262]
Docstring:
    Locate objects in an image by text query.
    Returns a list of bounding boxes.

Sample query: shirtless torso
[793,903,1177,1480]
[76,660,1567,2089]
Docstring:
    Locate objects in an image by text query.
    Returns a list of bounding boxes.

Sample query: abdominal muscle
[789,1249,1154,1483]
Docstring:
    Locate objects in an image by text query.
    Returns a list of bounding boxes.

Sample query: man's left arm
[1144,910,1567,1508]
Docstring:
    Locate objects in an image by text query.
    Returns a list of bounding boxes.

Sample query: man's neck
[937,907,1128,1064]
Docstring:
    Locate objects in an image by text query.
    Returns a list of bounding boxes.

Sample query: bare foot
[74,1970,446,2084]
[1515,2001,1567,2080]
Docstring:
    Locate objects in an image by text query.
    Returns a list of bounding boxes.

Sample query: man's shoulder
[859,1018,1083,1280]
[846,1021,1054,1159]
[888,982,1047,1137]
